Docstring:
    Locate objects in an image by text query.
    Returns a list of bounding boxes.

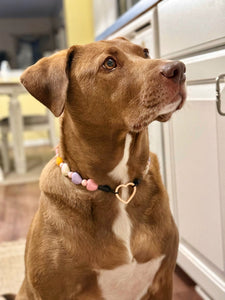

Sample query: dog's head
[20,37,186,132]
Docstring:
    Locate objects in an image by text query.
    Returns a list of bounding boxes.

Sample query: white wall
[93,0,118,38]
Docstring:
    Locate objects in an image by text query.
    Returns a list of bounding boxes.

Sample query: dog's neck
[59,110,150,186]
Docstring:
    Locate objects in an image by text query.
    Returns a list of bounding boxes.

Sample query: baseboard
[195,286,212,300]
[178,243,225,299]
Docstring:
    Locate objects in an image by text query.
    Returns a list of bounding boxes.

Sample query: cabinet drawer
[158,0,225,58]
[182,49,225,83]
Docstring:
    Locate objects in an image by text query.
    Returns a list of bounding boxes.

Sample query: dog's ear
[20,46,76,117]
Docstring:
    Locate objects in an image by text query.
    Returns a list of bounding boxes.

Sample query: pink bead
[68,172,73,178]
[82,179,87,187]
[86,179,98,191]
[59,163,63,168]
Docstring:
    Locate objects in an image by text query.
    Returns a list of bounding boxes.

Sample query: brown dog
[15,37,186,300]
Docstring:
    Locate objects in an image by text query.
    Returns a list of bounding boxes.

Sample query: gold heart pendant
[115,182,137,204]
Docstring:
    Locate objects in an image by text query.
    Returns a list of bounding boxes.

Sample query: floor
[0,182,203,299]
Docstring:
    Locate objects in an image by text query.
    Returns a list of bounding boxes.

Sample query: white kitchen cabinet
[163,50,225,299]
[158,0,225,297]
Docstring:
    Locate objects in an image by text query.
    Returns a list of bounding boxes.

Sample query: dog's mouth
[159,96,182,115]
[156,93,185,122]
[132,90,186,131]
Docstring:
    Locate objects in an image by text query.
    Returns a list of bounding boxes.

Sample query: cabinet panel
[158,0,225,58]
[172,100,224,270]
[183,50,225,83]
[131,28,154,54]
[163,46,225,297]
[182,49,225,117]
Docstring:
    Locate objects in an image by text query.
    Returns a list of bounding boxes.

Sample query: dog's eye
[143,48,150,58]
[103,57,117,70]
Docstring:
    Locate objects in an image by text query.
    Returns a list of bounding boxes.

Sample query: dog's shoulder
[39,157,61,194]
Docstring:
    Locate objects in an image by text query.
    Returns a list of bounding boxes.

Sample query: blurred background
[0,0,225,299]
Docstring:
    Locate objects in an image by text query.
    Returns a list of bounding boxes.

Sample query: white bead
[61,163,70,176]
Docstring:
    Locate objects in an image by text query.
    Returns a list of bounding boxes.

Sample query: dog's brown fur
[15,37,186,300]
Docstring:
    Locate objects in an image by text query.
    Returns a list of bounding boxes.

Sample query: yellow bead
[56,156,63,166]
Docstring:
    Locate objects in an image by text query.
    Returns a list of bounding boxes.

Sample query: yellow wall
[64,0,94,46]
[0,1,94,142]
[0,93,48,142]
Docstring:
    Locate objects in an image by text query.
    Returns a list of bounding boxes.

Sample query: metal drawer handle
[216,74,225,116]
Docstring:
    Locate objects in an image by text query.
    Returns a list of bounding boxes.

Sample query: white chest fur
[97,255,165,300]
[100,134,164,299]
[109,133,132,184]
[109,134,133,259]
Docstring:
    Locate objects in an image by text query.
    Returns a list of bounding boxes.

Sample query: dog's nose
[160,61,186,83]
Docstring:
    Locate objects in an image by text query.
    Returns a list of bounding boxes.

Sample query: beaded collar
[55,147,149,204]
